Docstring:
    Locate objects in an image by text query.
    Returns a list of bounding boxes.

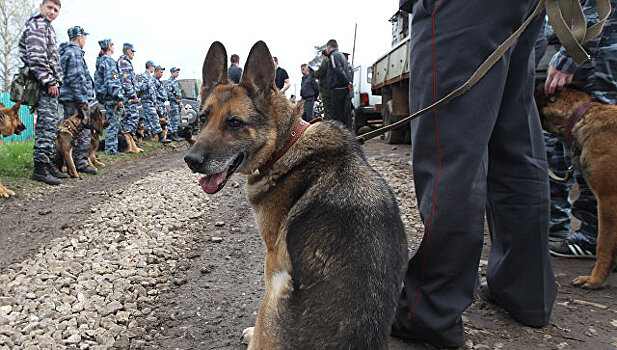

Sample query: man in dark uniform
[391,1,557,347]
[300,64,319,121]
[310,50,332,120]
[326,39,352,129]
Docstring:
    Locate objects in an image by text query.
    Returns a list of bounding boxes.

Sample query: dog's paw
[241,327,254,345]
[572,275,605,289]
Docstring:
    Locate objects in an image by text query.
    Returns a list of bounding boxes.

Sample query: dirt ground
[1,140,615,349]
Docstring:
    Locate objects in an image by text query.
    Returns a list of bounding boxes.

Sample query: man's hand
[130,98,140,104]
[47,84,59,97]
[545,64,574,95]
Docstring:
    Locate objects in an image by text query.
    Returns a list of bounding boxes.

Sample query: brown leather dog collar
[564,101,596,146]
[258,117,322,174]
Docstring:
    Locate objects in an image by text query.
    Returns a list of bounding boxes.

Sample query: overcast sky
[51,0,397,98]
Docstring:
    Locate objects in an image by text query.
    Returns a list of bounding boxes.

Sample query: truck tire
[383,100,408,144]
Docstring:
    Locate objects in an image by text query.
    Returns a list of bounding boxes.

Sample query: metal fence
[0,92,35,142]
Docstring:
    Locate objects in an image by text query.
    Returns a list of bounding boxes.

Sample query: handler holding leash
[391,1,557,347]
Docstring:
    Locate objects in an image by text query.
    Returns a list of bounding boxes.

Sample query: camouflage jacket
[94,54,123,103]
[58,42,94,104]
[154,77,168,103]
[117,55,138,100]
[138,70,157,105]
[165,76,182,104]
[549,0,617,104]
[310,57,331,99]
[18,13,63,87]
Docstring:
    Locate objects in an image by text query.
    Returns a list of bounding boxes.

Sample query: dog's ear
[11,102,21,112]
[240,41,276,99]
[201,41,229,100]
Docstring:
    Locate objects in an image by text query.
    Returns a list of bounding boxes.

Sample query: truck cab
[353,65,382,135]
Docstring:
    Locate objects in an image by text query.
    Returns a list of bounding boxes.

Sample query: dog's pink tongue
[199,168,229,194]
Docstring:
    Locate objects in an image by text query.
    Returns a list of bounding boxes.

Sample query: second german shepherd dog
[536,87,617,289]
[0,102,26,198]
[184,41,408,349]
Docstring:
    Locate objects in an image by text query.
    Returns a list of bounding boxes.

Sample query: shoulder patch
[112,72,119,80]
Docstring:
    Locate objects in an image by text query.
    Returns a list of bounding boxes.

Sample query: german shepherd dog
[184,41,408,349]
[55,106,105,178]
[0,102,26,198]
[535,87,617,289]
[88,109,109,168]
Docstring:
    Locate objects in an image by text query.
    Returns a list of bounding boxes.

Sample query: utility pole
[351,23,357,67]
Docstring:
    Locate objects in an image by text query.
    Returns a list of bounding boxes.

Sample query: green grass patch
[0,137,172,190]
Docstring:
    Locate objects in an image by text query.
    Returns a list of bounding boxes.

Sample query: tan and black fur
[55,106,104,178]
[536,87,617,289]
[0,102,26,198]
[88,107,109,168]
[184,41,408,349]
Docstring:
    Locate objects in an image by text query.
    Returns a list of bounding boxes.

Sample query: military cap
[170,67,180,73]
[145,60,155,68]
[67,26,89,39]
[123,43,135,52]
[98,39,113,49]
[155,65,165,71]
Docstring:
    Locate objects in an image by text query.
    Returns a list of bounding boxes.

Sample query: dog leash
[356,0,612,145]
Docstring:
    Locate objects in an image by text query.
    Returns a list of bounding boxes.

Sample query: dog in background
[0,102,26,198]
[88,106,109,168]
[535,87,617,289]
[55,106,106,178]
[184,41,408,349]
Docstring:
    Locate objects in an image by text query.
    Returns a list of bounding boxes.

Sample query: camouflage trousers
[62,102,90,169]
[104,101,122,154]
[169,103,180,134]
[142,103,162,135]
[33,90,59,164]
[121,102,139,135]
[544,131,598,245]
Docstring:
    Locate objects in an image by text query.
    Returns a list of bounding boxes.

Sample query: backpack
[10,65,40,107]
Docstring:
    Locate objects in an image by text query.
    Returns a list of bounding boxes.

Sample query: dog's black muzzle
[184,147,206,173]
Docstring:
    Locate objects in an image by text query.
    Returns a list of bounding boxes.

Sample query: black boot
[31,162,61,185]
[158,132,171,144]
[47,163,69,179]
[76,163,98,175]
[170,132,183,142]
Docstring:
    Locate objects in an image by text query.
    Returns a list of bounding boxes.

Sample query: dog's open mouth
[198,154,244,194]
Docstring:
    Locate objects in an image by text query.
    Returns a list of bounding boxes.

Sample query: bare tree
[0,0,37,92]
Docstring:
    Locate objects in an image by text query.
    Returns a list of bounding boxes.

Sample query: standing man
[94,39,124,155]
[326,39,353,129]
[117,43,141,143]
[311,50,331,120]
[139,61,170,143]
[58,25,96,175]
[391,1,556,348]
[153,65,169,136]
[273,57,290,93]
[300,64,319,121]
[19,0,66,185]
[228,54,242,84]
[165,67,183,142]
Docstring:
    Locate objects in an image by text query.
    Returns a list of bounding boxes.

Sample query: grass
[0,137,169,190]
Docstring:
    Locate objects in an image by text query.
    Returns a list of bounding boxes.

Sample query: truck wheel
[383,101,407,144]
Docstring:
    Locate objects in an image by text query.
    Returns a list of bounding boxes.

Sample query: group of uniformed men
[19,0,186,185]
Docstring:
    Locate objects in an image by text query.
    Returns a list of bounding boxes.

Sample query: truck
[352,64,382,135]
[370,10,412,144]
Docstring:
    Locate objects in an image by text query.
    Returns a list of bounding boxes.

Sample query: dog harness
[258,117,322,173]
[564,101,596,146]
[58,121,82,137]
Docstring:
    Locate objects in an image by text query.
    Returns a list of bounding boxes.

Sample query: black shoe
[77,165,98,175]
[549,238,596,259]
[391,320,462,348]
[158,132,171,144]
[106,151,125,156]
[549,230,570,242]
[170,133,183,142]
[47,163,69,179]
[31,162,61,186]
